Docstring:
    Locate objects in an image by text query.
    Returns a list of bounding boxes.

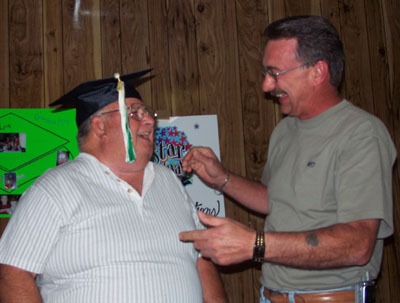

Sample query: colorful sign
[154,115,225,217]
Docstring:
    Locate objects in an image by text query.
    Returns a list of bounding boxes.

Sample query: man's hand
[179,211,256,265]
[182,147,227,189]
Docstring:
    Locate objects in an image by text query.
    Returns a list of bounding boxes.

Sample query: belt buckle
[359,280,375,303]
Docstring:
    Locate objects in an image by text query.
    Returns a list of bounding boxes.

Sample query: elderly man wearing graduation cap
[0,70,227,303]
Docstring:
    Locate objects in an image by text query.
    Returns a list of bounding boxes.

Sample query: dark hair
[264,15,344,88]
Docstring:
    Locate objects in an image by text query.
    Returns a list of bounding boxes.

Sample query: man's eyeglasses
[262,63,312,81]
[99,104,157,121]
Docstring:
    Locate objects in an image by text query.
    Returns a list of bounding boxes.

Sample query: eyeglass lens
[128,105,156,121]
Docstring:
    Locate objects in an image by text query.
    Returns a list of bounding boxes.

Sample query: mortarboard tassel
[114,73,136,163]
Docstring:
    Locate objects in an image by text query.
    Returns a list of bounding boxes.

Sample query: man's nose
[142,113,156,126]
[262,73,276,93]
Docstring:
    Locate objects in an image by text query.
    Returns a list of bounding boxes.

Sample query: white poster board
[154,115,225,217]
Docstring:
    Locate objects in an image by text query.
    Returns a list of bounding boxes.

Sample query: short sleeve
[0,184,63,273]
[336,121,395,238]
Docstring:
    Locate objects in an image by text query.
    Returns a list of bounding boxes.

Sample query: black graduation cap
[49,68,152,127]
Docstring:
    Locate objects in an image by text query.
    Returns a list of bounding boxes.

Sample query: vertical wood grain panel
[148,0,172,118]
[364,1,398,301]
[382,0,400,150]
[236,0,274,182]
[43,0,64,105]
[167,0,200,116]
[267,0,286,22]
[194,0,245,163]
[235,0,275,299]
[338,1,374,112]
[120,0,151,104]
[62,0,102,91]
[9,0,43,108]
[194,1,249,301]
[100,0,122,78]
[381,0,400,301]
[320,1,341,34]
[0,0,9,108]
[284,0,321,16]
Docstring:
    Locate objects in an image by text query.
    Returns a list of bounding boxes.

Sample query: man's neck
[103,157,148,196]
[84,144,148,195]
[298,86,342,120]
[115,168,146,195]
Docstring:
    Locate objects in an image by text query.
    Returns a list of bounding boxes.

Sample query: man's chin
[134,149,154,162]
[279,104,291,115]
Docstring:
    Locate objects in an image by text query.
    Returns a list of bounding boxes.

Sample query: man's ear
[91,116,107,137]
[311,60,329,86]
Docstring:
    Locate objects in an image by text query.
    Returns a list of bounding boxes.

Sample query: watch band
[253,230,265,263]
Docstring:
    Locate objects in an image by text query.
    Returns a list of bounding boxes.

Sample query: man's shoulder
[341,101,392,136]
[151,162,176,177]
[34,153,95,185]
[151,162,186,187]
[343,101,377,120]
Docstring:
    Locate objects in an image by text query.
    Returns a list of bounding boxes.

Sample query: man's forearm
[197,257,227,303]
[263,219,379,268]
[222,172,269,215]
[0,265,42,303]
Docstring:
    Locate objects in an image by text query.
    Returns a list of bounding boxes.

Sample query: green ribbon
[115,74,136,163]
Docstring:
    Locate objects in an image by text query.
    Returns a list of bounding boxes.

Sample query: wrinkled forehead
[264,38,299,65]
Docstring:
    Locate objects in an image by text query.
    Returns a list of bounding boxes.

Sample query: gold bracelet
[253,231,265,263]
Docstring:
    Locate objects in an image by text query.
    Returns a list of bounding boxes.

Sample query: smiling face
[98,97,156,167]
[262,38,318,120]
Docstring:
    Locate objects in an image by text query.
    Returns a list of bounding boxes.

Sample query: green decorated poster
[0,110,224,219]
[0,109,79,218]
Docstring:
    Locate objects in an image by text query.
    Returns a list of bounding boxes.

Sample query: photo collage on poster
[0,109,79,218]
[0,150,71,217]
[0,194,22,215]
[0,133,26,152]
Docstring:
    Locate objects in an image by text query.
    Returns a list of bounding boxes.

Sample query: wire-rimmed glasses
[99,104,157,121]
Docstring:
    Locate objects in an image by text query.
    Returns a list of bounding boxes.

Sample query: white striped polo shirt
[0,153,203,302]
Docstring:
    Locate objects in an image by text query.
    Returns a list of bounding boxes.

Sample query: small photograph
[56,151,70,166]
[0,133,26,152]
[4,172,17,190]
[0,194,21,215]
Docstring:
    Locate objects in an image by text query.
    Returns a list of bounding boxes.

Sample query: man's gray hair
[264,15,344,89]
[76,112,98,151]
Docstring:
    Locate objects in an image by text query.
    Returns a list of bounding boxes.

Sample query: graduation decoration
[154,115,225,217]
[49,69,152,163]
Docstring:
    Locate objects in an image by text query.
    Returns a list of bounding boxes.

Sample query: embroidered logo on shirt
[307,161,316,167]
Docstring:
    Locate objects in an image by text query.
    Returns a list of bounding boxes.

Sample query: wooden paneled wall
[1,0,399,302]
